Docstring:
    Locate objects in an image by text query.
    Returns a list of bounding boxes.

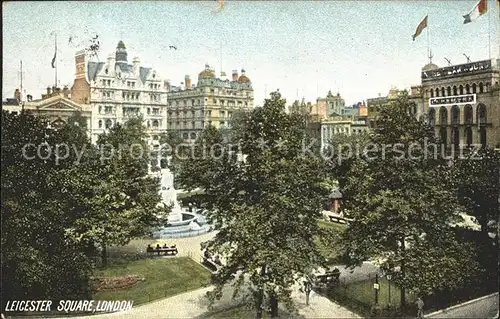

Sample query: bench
[147,247,178,256]
[313,271,340,288]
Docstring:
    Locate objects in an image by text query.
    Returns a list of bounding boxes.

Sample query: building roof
[422,63,439,71]
[87,62,106,82]
[238,74,250,83]
[117,41,126,49]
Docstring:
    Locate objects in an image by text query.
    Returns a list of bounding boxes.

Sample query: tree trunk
[101,243,107,268]
[269,293,278,318]
[400,238,406,308]
[255,265,266,319]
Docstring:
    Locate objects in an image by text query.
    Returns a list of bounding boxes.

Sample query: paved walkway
[426,292,498,318]
[69,280,359,319]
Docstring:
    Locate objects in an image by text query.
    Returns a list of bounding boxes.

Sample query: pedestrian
[416,297,424,319]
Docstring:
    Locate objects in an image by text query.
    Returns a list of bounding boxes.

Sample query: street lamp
[386,274,392,308]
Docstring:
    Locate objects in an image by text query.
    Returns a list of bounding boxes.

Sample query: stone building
[419,59,500,149]
[314,90,346,118]
[366,88,421,128]
[166,64,254,141]
[70,41,168,143]
[2,86,92,129]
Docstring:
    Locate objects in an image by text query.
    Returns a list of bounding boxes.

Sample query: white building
[70,41,168,144]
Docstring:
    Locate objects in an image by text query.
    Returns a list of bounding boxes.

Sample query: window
[453,86,457,95]
[153,108,160,115]
[191,121,195,129]
[152,120,160,128]
[428,108,436,126]
[220,121,225,127]
[441,87,445,96]
[147,108,151,115]
[459,85,464,95]
[479,83,484,93]
[451,105,459,125]
[99,106,102,113]
[435,88,439,97]
[183,133,189,139]
[98,120,103,128]
[190,133,197,140]
[439,106,448,125]
[466,84,470,94]
[472,83,477,93]
[464,105,473,124]
[105,119,112,129]
[447,86,451,96]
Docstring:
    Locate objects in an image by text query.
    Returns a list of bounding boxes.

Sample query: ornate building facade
[420,59,500,149]
[166,64,254,141]
[70,41,168,143]
[2,86,92,130]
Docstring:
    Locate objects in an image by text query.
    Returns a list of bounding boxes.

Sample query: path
[426,292,498,318]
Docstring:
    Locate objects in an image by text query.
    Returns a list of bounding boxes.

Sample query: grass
[93,257,212,306]
[316,219,347,265]
[325,277,417,317]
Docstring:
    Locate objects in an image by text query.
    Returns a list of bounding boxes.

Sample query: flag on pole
[463,0,488,24]
[412,15,428,41]
[51,42,57,68]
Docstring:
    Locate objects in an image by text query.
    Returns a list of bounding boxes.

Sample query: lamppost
[387,274,392,309]
[304,279,312,306]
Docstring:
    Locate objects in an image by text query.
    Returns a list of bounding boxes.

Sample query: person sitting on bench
[214,255,222,266]
[147,244,153,252]
[162,243,168,248]
[204,249,211,259]
[156,244,161,250]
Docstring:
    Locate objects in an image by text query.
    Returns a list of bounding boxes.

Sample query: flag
[412,15,428,41]
[51,42,57,68]
[463,0,487,24]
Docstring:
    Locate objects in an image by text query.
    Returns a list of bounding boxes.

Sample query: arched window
[466,84,470,94]
[451,105,459,125]
[105,119,112,129]
[453,86,457,95]
[98,120,103,128]
[485,82,490,92]
[435,88,439,97]
[452,127,459,151]
[447,86,451,96]
[152,120,159,128]
[430,89,434,98]
[464,105,473,124]
[441,87,445,97]
[479,82,484,93]
[459,85,464,95]
[182,132,189,139]
[439,106,448,125]
[190,132,197,140]
[477,104,486,125]
[428,108,436,126]
[472,83,477,93]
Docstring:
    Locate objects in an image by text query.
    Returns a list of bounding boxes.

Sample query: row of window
[427,82,493,98]
[428,104,487,126]
[97,119,162,129]
[167,121,229,129]
[168,110,233,118]
[168,99,247,107]
[438,126,487,148]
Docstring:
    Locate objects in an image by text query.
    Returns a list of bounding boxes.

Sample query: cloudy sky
[3,0,499,105]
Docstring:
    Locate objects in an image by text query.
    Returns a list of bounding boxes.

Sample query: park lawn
[93,257,212,306]
[316,220,347,265]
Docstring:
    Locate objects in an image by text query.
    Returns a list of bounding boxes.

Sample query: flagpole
[426,13,431,63]
[54,33,58,88]
[488,0,491,59]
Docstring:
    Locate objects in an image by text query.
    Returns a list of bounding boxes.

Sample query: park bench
[201,255,221,272]
[147,247,178,256]
[312,271,340,289]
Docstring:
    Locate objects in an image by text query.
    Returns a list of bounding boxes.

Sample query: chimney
[47,87,52,96]
[133,57,140,74]
[185,75,191,89]
[27,94,33,102]
[63,86,70,98]
[14,89,21,102]
[232,70,238,81]
[52,86,57,95]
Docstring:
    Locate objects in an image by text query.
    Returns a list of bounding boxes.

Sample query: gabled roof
[26,94,90,112]
[87,62,105,82]
[140,67,151,83]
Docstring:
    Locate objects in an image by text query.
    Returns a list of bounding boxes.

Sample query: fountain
[152,168,212,238]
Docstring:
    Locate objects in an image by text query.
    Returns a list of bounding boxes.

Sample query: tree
[452,148,500,236]
[178,92,330,318]
[1,111,93,307]
[66,117,163,266]
[340,94,479,307]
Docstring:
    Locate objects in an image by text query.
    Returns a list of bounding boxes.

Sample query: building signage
[429,94,476,107]
[422,60,491,79]
[352,120,366,125]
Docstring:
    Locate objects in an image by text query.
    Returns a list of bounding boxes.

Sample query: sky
[3,0,500,106]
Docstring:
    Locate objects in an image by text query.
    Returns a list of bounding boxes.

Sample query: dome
[198,64,215,78]
[117,41,126,49]
[198,70,215,78]
[238,75,250,83]
[422,63,439,71]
